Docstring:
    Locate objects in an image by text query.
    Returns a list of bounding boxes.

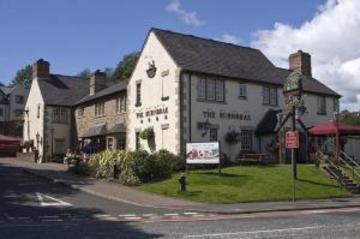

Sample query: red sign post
[286,131,299,149]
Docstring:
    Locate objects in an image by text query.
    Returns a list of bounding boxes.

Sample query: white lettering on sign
[202,110,251,120]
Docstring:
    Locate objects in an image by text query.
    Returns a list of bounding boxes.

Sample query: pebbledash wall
[127,30,339,160]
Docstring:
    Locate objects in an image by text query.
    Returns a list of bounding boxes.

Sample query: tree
[77,68,92,78]
[340,111,360,126]
[12,65,32,86]
[112,52,139,81]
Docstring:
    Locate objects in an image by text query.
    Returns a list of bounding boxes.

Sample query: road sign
[286,131,299,149]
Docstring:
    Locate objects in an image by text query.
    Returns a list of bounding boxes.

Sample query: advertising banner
[186,142,220,164]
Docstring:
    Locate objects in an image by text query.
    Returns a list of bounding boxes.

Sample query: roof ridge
[151,27,258,51]
[52,73,88,80]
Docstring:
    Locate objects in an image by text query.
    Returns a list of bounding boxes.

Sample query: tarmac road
[1,163,360,239]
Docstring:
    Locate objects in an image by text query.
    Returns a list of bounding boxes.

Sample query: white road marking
[124,216,142,220]
[36,192,72,207]
[183,212,198,215]
[118,214,136,217]
[186,225,326,238]
[42,219,64,222]
[93,214,119,221]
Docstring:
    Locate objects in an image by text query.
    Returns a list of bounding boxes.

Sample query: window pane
[239,84,247,98]
[270,88,277,105]
[240,130,253,151]
[215,80,224,102]
[263,87,270,104]
[207,78,216,101]
[197,78,206,100]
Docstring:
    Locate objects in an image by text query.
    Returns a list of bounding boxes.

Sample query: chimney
[289,50,312,77]
[32,58,50,79]
[89,70,107,95]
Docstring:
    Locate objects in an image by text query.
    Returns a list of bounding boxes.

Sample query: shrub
[140,127,154,140]
[157,149,185,172]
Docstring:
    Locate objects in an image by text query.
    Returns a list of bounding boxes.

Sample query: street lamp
[35,132,40,149]
[334,112,340,163]
[50,127,55,161]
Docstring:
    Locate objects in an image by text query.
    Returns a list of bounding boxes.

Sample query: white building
[23,59,89,161]
[0,82,29,137]
[126,28,340,161]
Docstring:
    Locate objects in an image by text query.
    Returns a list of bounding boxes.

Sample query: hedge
[75,149,185,186]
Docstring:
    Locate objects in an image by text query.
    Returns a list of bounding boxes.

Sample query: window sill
[238,96,247,100]
[52,121,69,124]
[196,99,226,104]
[95,115,106,118]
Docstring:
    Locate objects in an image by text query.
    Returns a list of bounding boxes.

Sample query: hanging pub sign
[146,60,157,78]
[283,71,304,111]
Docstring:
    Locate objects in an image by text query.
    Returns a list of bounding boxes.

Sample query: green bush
[81,149,185,184]
[157,149,185,172]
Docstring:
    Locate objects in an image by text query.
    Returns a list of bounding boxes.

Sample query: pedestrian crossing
[0,211,212,224]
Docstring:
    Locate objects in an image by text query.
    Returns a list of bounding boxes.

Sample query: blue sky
[0,0,326,84]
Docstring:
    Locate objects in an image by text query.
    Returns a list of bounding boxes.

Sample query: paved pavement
[2,157,360,214]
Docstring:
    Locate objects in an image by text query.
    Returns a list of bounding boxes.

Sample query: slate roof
[37,74,89,106]
[152,28,340,97]
[0,86,14,95]
[76,80,127,105]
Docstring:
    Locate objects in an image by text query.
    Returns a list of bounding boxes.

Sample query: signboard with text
[286,131,299,149]
[186,142,220,164]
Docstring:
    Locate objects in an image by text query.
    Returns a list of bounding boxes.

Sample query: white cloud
[251,0,360,111]
[217,33,241,44]
[165,0,204,27]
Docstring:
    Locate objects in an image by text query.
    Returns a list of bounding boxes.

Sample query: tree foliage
[76,68,91,78]
[340,111,360,126]
[112,52,139,81]
[12,65,32,86]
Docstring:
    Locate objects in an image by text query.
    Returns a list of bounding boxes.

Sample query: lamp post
[35,132,40,163]
[35,132,40,149]
[50,127,55,161]
[334,112,340,163]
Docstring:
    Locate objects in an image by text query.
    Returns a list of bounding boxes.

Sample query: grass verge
[140,164,350,203]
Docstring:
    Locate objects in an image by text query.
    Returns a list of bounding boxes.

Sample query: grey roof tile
[37,74,89,106]
[152,28,340,97]
[76,80,127,105]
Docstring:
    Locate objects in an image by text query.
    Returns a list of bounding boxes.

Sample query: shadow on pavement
[0,163,162,239]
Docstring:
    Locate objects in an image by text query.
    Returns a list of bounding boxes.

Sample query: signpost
[279,71,306,202]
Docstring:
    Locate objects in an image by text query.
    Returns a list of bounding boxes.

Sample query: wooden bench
[240,153,268,163]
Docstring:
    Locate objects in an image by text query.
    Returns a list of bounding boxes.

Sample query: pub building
[126,28,340,161]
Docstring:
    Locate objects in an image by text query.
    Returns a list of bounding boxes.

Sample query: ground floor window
[135,132,140,150]
[209,127,218,142]
[107,137,114,149]
[240,130,253,151]
[116,133,126,150]
[54,138,66,155]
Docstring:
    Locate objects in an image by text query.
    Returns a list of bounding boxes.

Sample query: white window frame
[317,96,327,115]
[239,83,247,99]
